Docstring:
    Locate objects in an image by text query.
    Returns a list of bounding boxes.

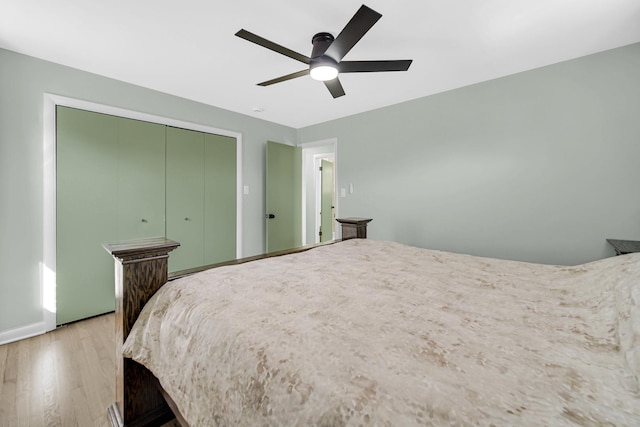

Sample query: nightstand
[606,239,640,255]
[336,217,372,240]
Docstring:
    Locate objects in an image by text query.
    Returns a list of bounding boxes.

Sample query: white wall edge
[42,93,244,335]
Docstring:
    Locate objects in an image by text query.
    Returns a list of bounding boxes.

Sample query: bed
[103,233,640,426]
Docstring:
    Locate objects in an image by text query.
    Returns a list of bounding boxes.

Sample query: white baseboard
[0,321,47,346]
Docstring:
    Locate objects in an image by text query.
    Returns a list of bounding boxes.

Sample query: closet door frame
[43,93,243,333]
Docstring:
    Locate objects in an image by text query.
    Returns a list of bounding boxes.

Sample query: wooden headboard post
[103,237,180,427]
[336,217,373,240]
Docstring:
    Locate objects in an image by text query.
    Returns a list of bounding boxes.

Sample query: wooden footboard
[103,219,371,426]
[103,237,181,427]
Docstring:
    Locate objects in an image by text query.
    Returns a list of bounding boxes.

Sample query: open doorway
[300,139,338,245]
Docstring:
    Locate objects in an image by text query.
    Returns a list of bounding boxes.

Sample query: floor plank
[0,314,180,427]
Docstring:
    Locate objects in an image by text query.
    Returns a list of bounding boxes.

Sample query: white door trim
[42,93,244,334]
[299,138,338,245]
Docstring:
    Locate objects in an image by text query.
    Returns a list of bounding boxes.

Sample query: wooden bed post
[103,237,180,427]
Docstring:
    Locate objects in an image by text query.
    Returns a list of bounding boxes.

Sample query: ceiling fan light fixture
[310,57,339,81]
[310,65,338,81]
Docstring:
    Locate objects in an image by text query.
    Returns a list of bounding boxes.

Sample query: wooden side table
[606,239,640,255]
[336,217,372,240]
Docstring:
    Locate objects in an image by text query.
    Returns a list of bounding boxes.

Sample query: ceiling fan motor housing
[311,32,335,59]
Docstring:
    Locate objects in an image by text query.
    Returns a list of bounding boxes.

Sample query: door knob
[266,214,275,219]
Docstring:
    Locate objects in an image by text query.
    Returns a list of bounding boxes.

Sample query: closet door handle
[141,218,148,223]
[266,214,275,219]
[184,217,191,221]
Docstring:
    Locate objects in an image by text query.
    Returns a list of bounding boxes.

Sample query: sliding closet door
[117,119,166,239]
[56,107,118,325]
[204,134,237,264]
[166,127,205,272]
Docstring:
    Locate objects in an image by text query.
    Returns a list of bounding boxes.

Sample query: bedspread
[123,239,640,426]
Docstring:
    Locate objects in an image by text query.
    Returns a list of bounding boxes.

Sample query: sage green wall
[298,43,640,266]
[0,48,296,334]
[3,42,639,338]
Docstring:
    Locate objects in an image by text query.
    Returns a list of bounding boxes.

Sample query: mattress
[123,239,640,425]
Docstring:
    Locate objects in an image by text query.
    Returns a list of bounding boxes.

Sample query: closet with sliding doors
[56,106,236,325]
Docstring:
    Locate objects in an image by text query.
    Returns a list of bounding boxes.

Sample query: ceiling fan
[235,4,413,98]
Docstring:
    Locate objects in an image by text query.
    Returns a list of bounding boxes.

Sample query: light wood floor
[0,313,180,427]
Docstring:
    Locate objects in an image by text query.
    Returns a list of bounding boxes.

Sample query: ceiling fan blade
[339,60,413,73]
[324,5,382,62]
[324,77,346,98]
[257,69,309,86]
[236,29,311,65]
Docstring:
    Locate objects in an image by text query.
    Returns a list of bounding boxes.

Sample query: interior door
[320,159,334,242]
[166,127,205,272]
[266,141,302,252]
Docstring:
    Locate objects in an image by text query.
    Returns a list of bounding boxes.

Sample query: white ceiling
[2,0,639,128]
